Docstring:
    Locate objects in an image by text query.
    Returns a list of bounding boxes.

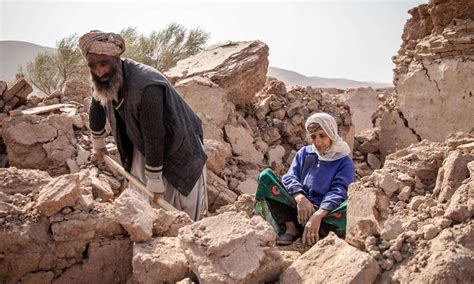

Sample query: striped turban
[79,30,126,57]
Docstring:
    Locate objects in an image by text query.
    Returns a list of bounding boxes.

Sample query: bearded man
[79,31,208,220]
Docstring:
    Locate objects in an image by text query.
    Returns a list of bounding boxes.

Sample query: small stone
[398,186,412,202]
[423,224,441,240]
[382,258,394,271]
[367,153,381,169]
[381,219,403,241]
[392,251,403,263]
[382,250,393,260]
[408,196,425,211]
[365,236,377,248]
[66,159,80,173]
[61,207,72,214]
[434,218,452,230]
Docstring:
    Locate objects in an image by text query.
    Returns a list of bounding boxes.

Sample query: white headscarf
[305,112,351,161]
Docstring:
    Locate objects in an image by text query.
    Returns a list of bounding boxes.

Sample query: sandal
[277,233,298,246]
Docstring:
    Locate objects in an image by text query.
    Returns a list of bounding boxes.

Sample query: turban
[305,112,351,161]
[79,30,126,57]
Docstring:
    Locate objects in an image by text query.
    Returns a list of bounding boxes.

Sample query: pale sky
[1,0,426,83]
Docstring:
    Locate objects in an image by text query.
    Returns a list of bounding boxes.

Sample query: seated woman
[268,112,355,246]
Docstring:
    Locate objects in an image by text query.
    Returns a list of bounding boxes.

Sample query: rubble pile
[0,78,33,115]
[352,127,383,178]
[0,78,34,167]
[165,41,354,211]
[247,81,354,175]
[0,168,132,283]
[1,1,473,281]
[346,133,474,282]
[345,87,394,178]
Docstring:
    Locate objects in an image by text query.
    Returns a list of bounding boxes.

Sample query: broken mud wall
[385,0,474,158]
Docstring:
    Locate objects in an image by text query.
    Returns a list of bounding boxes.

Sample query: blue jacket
[282,145,355,211]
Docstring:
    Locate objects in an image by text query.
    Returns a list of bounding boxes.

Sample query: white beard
[91,70,122,106]
[92,84,119,106]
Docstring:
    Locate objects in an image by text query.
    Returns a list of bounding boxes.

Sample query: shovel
[103,154,177,212]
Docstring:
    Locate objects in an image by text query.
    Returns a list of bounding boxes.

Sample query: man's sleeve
[319,158,355,211]
[89,97,107,149]
[282,149,306,195]
[139,85,166,179]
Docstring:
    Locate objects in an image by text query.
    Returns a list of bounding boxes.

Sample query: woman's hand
[302,209,329,246]
[295,193,315,225]
[302,214,322,245]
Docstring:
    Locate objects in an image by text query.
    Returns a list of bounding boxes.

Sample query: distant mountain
[0,41,55,81]
[0,40,392,90]
[268,66,392,89]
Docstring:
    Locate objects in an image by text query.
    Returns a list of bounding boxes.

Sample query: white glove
[92,136,106,150]
[146,175,166,194]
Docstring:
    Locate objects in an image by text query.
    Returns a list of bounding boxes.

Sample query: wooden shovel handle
[103,154,177,211]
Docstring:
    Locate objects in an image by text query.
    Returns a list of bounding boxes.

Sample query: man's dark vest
[105,59,207,196]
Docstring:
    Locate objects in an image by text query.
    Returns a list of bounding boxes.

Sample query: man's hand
[295,193,315,225]
[91,148,108,163]
[146,178,166,194]
[91,136,108,164]
[152,193,165,204]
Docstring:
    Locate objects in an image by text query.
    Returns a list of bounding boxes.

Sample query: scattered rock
[178,212,284,283]
[114,188,157,242]
[132,237,192,283]
[35,174,81,217]
[279,233,380,284]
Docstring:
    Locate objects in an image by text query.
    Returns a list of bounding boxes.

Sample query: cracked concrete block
[51,204,124,242]
[444,180,473,222]
[153,209,193,237]
[19,271,54,284]
[35,174,81,217]
[433,150,469,203]
[114,188,157,242]
[207,171,238,212]
[204,139,232,174]
[90,175,114,202]
[347,184,383,239]
[173,76,234,143]
[133,237,192,284]
[166,41,269,107]
[373,170,400,197]
[279,233,380,284]
[381,219,403,241]
[54,239,132,283]
[2,114,76,175]
[224,124,263,164]
[378,108,420,159]
[178,212,284,283]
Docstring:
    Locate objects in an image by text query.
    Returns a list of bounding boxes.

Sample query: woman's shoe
[277,233,298,246]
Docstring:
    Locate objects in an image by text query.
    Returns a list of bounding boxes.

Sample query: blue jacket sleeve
[282,148,306,195]
[319,157,355,211]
